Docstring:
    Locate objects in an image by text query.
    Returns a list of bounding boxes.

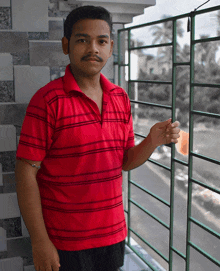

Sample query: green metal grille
[116,5,220,271]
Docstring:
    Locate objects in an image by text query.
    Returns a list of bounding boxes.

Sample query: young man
[15,5,180,271]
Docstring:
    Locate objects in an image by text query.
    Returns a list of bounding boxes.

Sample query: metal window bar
[117,4,220,271]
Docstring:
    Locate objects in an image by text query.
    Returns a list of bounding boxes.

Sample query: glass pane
[189,246,220,271]
[172,164,188,255]
[176,17,191,63]
[194,41,220,84]
[176,66,190,128]
[130,21,173,47]
[172,252,185,271]
[192,156,219,189]
[130,179,170,227]
[195,10,220,40]
[129,81,172,106]
[191,222,220,263]
[193,86,220,116]
[130,206,169,270]
[193,119,220,161]
[191,184,220,234]
[128,45,173,81]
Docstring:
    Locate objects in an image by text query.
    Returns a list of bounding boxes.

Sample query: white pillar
[134,82,138,124]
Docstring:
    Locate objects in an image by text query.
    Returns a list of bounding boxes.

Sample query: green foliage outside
[129,12,220,128]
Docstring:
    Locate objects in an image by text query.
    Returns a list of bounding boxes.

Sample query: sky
[124,0,220,60]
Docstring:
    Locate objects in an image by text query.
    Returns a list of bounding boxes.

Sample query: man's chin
[81,66,104,76]
[70,63,105,76]
[81,69,102,77]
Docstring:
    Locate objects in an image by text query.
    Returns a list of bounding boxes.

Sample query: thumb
[166,118,172,124]
[159,118,172,128]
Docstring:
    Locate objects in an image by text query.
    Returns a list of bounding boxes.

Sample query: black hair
[64,5,113,41]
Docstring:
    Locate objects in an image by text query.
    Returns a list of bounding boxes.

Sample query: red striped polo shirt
[16,64,135,251]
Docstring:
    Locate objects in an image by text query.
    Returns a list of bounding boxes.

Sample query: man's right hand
[32,239,61,271]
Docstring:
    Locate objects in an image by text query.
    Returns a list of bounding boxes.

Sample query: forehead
[72,19,110,36]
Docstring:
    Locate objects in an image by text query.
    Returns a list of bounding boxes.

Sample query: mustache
[82,55,103,62]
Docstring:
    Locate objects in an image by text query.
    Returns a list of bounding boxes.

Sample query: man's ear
[109,39,114,57]
[62,37,69,55]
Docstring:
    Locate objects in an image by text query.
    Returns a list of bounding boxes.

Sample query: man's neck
[70,65,102,94]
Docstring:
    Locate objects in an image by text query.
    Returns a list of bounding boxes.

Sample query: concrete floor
[120,237,165,271]
[1,236,164,271]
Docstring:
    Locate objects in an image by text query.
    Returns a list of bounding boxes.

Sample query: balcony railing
[116,4,220,271]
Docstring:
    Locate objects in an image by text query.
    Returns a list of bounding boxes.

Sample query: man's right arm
[15,159,50,245]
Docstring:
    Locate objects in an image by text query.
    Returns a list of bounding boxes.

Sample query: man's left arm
[122,119,180,171]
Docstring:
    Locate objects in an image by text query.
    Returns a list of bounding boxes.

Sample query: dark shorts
[57,240,125,271]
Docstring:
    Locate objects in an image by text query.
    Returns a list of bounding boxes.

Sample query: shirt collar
[63,64,117,94]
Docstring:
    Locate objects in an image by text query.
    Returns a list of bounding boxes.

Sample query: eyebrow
[75,33,109,39]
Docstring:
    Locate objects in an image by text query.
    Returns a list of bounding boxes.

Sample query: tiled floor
[120,245,152,271]
[0,236,166,271]
[119,238,166,271]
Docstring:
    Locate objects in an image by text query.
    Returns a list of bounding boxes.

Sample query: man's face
[62,19,114,77]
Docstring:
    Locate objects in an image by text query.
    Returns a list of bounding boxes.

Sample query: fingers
[171,121,180,127]
[167,121,180,129]
[166,132,180,138]
[166,133,179,139]
[171,138,179,143]
[169,127,180,134]
[166,134,179,143]
[166,127,180,135]
[166,121,180,144]
[166,121,180,134]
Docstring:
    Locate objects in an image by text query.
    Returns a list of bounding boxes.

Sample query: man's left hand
[150,118,180,147]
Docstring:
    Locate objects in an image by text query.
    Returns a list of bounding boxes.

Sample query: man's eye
[77,39,86,43]
[100,40,107,44]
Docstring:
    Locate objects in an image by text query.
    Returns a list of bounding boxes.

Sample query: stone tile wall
[0,164,2,186]
[0,53,13,80]
[0,7,11,29]
[0,0,10,7]
[0,257,23,271]
[11,0,49,32]
[14,66,50,103]
[0,0,117,269]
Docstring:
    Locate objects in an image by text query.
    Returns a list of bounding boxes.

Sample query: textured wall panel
[49,19,64,40]
[21,216,29,237]
[0,53,13,80]
[0,0,10,7]
[11,0,49,32]
[0,125,16,152]
[0,257,23,271]
[0,7,11,29]
[24,265,36,270]
[14,65,50,103]
[0,32,28,53]
[0,193,20,219]
[0,227,7,251]
[0,164,2,186]
[29,41,69,66]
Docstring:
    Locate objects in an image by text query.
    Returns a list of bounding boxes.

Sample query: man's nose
[88,40,99,54]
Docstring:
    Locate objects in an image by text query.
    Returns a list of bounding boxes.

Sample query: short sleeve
[124,94,135,151]
[16,90,55,161]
